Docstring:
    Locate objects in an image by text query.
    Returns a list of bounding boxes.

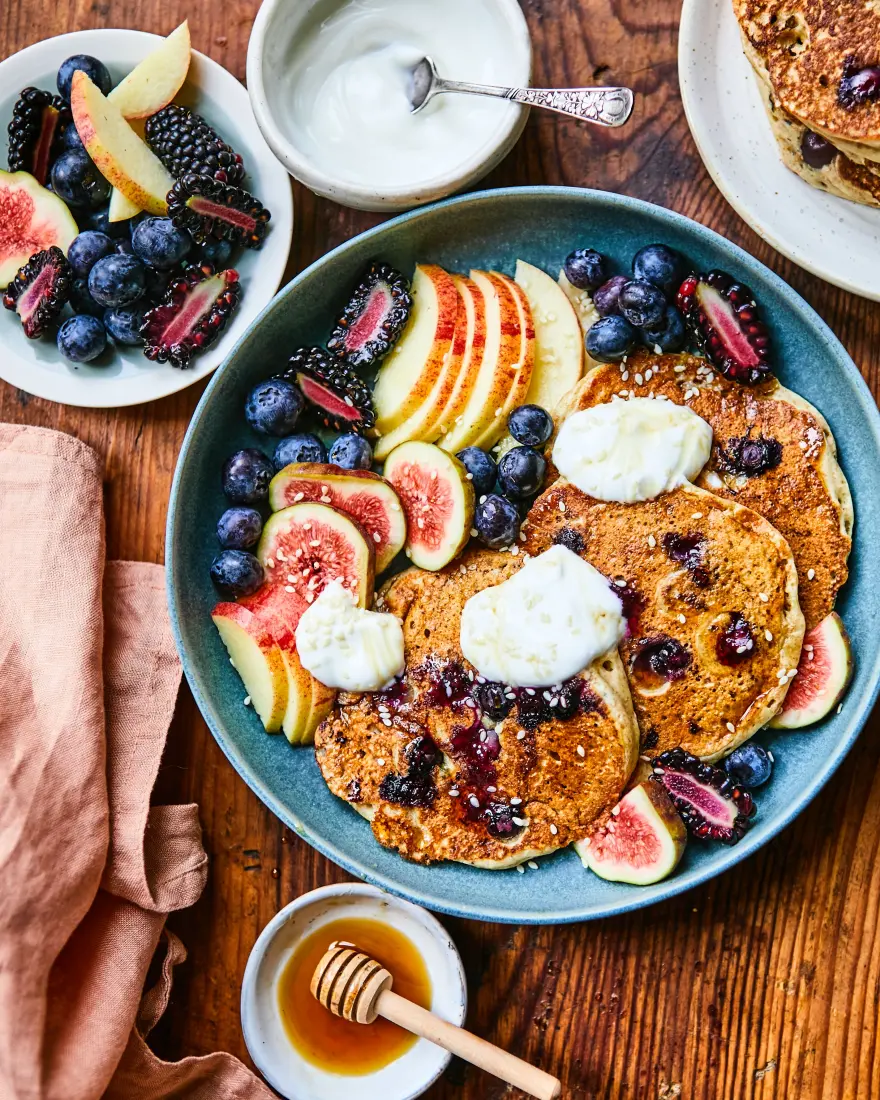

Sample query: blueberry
[618,280,667,328]
[198,238,233,267]
[508,404,553,448]
[498,446,547,500]
[563,248,607,291]
[641,304,687,353]
[115,239,134,255]
[69,277,105,318]
[57,54,112,101]
[103,304,147,345]
[592,274,629,317]
[132,216,192,270]
[80,205,131,239]
[210,549,264,598]
[57,315,106,363]
[454,447,496,497]
[58,123,85,153]
[585,315,638,362]
[88,254,146,307]
[50,150,110,208]
[245,378,304,437]
[632,244,685,296]
[329,433,373,470]
[222,448,275,504]
[67,230,115,277]
[724,743,773,789]
[474,494,521,549]
[274,433,327,469]
[217,506,263,550]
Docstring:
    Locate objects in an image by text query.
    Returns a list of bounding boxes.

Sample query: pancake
[523,479,805,761]
[314,549,640,869]
[555,352,852,630]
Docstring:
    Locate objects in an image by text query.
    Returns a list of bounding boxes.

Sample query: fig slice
[382,441,475,571]
[769,611,853,729]
[0,169,78,287]
[576,782,687,885]
[268,464,406,574]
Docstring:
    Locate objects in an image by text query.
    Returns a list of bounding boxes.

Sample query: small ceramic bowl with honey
[241,883,467,1100]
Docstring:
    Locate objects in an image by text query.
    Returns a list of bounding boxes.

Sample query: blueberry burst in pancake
[523,481,805,761]
[555,351,852,630]
[315,550,640,868]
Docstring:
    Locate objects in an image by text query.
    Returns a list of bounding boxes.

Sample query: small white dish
[241,883,467,1100]
[0,29,293,408]
[679,0,880,302]
[246,0,531,212]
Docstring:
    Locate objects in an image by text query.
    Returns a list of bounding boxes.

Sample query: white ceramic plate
[678,0,880,301]
[0,29,293,407]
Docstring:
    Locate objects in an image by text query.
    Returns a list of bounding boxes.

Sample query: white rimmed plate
[678,0,880,301]
[0,29,292,407]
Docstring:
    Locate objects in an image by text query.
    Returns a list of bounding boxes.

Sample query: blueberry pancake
[523,479,805,761]
[554,352,852,630]
[314,549,640,869]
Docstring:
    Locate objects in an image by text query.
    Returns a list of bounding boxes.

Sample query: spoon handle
[432,78,634,127]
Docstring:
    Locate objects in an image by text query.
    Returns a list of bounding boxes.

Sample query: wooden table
[4,2,880,1096]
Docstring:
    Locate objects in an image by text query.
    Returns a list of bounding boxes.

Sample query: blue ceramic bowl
[167,187,880,923]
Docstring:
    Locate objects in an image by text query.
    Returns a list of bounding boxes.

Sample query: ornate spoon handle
[432,78,634,127]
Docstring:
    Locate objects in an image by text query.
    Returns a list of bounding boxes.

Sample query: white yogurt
[295,580,405,692]
[460,546,626,688]
[553,397,713,503]
[282,0,525,189]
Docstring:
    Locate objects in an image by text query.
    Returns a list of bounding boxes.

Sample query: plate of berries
[167,186,880,922]
[0,26,292,407]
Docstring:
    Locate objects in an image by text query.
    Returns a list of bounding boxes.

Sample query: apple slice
[471,272,535,450]
[277,642,316,744]
[307,675,337,740]
[439,270,522,454]
[372,264,459,436]
[373,285,468,460]
[108,186,142,222]
[71,71,175,216]
[433,275,487,448]
[516,260,585,411]
[212,602,288,732]
[108,22,191,120]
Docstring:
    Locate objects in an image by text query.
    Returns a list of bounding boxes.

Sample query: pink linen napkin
[0,424,274,1100]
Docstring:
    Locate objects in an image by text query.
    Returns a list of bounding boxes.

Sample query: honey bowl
[241,883,467,1100]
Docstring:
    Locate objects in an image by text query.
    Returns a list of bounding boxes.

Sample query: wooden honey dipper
[311,941,562,1100]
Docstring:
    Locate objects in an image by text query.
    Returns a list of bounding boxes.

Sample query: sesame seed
[678,613,686,624]
[611,805,621,816]
[469,795,480,808]
[373,532,381,543]
[511,796,522,805]
[487,785,497,793]
[516,730,526,740]
[837,703,843,713]
[293,492,304,502]
[759,593,769,602]
[527,861,539,870]
[516,865,525,874]
[691,512,703,519]
[635,373,644,385]
[726,721,735,732]
[645,369,653,381]
[807,568,816,580]
[559,501,566,513]
[465,472,473,480]
[647,535,656,548]
[550,823,558,835]
[577,745,585,757]
[449,789,459,797]
[376,758,385,766]
[765,629,773,641]
[243,696,251,706]
[621,371,629,381]
[266,558,275,568]
[285,585,295,593]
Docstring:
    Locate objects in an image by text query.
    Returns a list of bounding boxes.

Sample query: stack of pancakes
[734,0,880,206]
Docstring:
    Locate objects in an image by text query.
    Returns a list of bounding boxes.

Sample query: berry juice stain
[277,917,431,1075]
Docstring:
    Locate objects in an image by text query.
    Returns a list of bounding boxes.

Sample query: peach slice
[212,602,288,732]
[515,259,585,412]
[108,22,191,120]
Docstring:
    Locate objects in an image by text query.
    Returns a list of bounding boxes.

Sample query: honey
[277,916,432,1075]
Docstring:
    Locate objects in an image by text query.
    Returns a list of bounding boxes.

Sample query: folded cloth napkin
[0,425,274,1100]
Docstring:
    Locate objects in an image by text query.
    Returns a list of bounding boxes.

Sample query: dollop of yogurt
[295,580,405,692]
[553,397,713,503]
[459,546,626,687]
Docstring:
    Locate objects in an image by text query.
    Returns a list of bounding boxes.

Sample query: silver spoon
[408,56,634,128]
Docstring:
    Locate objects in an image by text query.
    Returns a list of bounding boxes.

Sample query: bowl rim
[245,0,532,211]
[167,184,880,923]
[0,26,294,408]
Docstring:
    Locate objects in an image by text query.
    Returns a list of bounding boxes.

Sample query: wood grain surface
[3,2,880,1097]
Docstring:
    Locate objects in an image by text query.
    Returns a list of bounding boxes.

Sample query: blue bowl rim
[166,184,880,924]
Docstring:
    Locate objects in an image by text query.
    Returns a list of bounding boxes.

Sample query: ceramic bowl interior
[240,883,466,1100]
[246,0,531,211]
[0,29,292,408]
[168,186,880,923]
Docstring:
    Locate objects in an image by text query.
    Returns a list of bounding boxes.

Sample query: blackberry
[677,270,772,385]
[327,261,412,369]
[472,681,513,721]
[282,347,375,432]
[166,174,270,249]
[7,87,69,183]
[144,105,245,185]
[716,432,782,478]
[3,246,71,338]
[652,747,755,843]
[552,526,586,555]
[141,263,241,369]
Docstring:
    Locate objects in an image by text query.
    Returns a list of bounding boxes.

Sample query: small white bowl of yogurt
[246,0,531,211]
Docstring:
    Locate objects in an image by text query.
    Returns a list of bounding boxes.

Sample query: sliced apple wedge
[108,186,142,222]
[212,602,288,732]
[433,275,487,447]
[108,22,191,120]
[71,71,175,216]
[307,675,337,741]
[277,642,316,744]
[439,270,522,454]
[372,264,459,436]
[516,260,585,411]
